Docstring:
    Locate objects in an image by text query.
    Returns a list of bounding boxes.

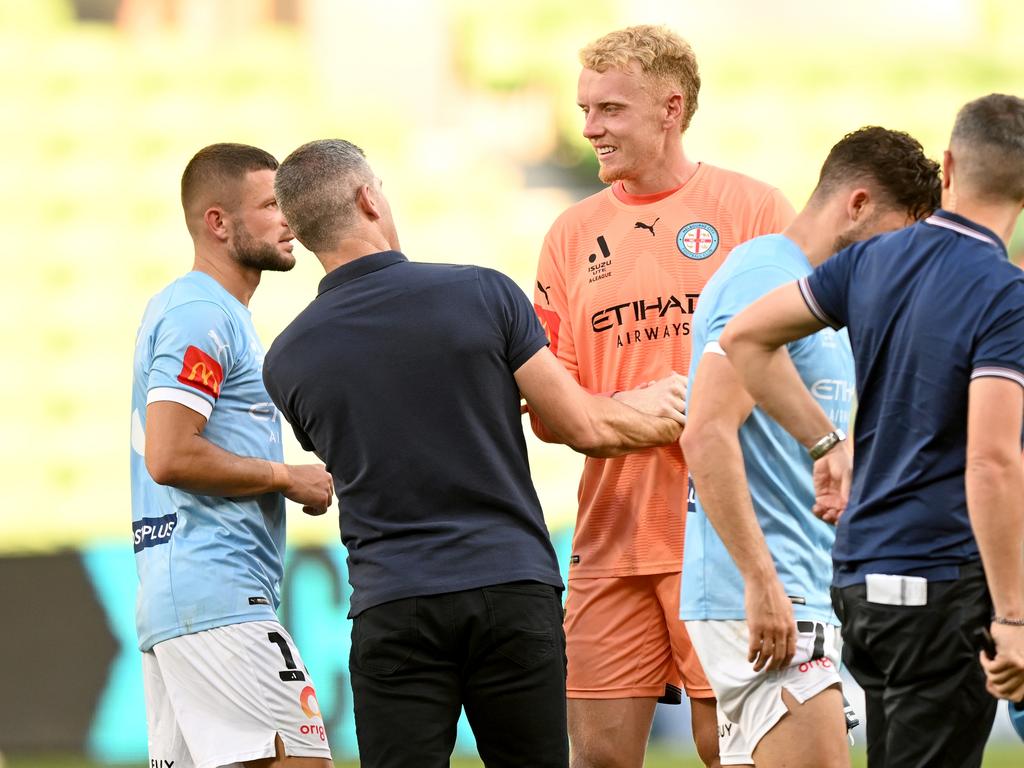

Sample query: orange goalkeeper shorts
[564,572,714,700]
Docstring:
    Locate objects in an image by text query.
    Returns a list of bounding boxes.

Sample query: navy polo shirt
[799,210,1024,586]
[263,251,563,616]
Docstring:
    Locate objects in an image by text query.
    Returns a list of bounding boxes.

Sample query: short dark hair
[811,127,941,221]
[180,143,279,234]
[950,93,1024,203]
[274,139,373,254]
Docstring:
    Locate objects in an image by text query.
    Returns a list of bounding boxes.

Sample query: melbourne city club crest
[676,222,719,260]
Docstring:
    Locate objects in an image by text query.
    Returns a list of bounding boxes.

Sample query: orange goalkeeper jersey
[532,162,795,578]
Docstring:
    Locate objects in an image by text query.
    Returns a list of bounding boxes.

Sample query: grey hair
[950,93,1024,203]
[274,139,374,253]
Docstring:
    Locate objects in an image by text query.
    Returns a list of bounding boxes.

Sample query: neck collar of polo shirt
[318,251,408,295]
[928,210,1007,257]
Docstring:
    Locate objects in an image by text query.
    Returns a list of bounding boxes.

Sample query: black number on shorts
[268,631,306,682]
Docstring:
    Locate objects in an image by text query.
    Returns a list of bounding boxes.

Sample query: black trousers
[349,582,569,767]
[832,561,997,768]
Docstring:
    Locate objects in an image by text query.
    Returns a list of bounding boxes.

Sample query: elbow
[529,413,565,445]
[576,441,625,459]
[561,417,622,458]
[718,324,739,355]
[566,427,613,457]
[720,317,768,365]
[679,427,699,466]
[718,324,753,363]
[145,451,184,487]
[967,449,1021,483]
[680,418,729,476]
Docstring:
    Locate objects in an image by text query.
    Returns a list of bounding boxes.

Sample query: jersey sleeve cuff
[509,332,551,373]
[147,386,214,419]
[798,277,841,330]
[970,366,1024,389]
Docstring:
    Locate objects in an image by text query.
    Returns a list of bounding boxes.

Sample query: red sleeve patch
[177,345,224,399]
[534,304,561,359]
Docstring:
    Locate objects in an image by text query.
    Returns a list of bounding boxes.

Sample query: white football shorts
[143,619,332,768]
[686,619,842,765]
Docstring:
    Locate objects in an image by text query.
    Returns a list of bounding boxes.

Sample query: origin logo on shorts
[177,345,224,398]
[798,657,834,674]
[133,513,177,553]
[677,222,720,260]
[298,685,326,741]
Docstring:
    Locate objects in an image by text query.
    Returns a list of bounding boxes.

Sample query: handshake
[612,371,688,438]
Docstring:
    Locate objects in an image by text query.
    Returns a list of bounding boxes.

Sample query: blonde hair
[580,25,701,133]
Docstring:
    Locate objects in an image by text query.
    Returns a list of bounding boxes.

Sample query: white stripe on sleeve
[147,387,214,419]
[970,366,1024,390]
[797,276,841,329]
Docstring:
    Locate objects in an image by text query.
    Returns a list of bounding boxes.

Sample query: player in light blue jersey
[680,128,941,768]
[131,144,335,768]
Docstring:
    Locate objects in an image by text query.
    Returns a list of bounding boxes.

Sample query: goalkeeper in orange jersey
[530,24,796,768]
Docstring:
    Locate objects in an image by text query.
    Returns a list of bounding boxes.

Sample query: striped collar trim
[924,215,998,247]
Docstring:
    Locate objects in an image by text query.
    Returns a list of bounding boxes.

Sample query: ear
[846,188,871,222]
[203,206,229,242]
[942,149,954,191]
[356,184,382,222]
[663,92,684,130]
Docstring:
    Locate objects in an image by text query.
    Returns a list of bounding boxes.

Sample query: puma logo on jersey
[207,329,230,362]
[634,217,660,236]
[537,281,551,305]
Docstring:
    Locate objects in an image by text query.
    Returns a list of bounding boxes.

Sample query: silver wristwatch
[808,429,847,460]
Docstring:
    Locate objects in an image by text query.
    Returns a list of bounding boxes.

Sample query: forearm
[967,460,1024,619]
[572,394,679,457]
[147,434,284,497]
[729,345,835,447]
[529,386,616,444]
[720,282,832,447]
[517,348,681,455]
[687,425,778,583]
[529,409,563,444]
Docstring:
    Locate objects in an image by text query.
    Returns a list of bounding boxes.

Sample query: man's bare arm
[515,347,684,458]
[145,401,333,513]
[612,376,689,425]
[682,350,795,671]
[721,283,852,521]
[720,283,833,446]
[968,377,1024,701]
[527,373,688,441]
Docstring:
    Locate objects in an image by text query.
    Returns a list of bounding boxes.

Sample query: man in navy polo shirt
[263,139,689,768]
[718,93,1024,767]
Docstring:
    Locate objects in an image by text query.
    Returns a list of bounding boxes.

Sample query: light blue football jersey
[680,235,854,624]
[131,271,286,651]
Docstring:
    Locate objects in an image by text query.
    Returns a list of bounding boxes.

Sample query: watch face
[809,431,840,460]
